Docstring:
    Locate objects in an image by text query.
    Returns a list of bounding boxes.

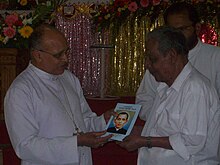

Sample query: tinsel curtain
[55,4,105,97]
[55,3,219,97]
[107,15,162,96]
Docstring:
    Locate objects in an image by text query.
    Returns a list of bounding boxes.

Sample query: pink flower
[5,14,18,27]
[152,0,161,6]
[128,2,138,12]
[140,0,149,7]
[3,26,16,38]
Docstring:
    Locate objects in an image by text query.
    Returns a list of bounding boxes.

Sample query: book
[105,103,142,141]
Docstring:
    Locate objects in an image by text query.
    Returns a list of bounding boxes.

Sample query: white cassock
[4,63,106,165]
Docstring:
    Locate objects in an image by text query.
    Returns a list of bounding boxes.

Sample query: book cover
[105,103,141,141]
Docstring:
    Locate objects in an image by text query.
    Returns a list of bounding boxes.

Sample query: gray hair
[29,24,62,50]
[147,26,189,57]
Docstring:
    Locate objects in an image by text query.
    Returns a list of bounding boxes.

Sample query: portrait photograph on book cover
[105,103,141,141]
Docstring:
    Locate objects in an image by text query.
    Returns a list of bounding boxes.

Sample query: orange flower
[19,0,28,6]
[19,25,33,38]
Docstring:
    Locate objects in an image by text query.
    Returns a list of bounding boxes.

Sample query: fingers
[93,130,107,137]
[95,132,113,144]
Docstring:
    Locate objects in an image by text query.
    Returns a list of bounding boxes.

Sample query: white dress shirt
[136,39,220,121]
[4,64,106,165]
[138,63,220,165]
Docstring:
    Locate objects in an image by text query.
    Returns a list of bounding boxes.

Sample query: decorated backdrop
[53,0,220,97]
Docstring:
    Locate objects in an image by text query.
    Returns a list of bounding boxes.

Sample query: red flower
[98,16,103,22]
[15,19,23,26]
[116,11,121,17]
[140,0,149,7]
[152,0,161,6]
[114,0,130,8]
[5,14,18,27]
[3,27,16,38]
[128,2,138,12]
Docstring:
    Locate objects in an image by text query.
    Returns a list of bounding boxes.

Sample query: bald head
[29,24,65,51]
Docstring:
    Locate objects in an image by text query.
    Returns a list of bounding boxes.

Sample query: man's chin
[149,72,159,82]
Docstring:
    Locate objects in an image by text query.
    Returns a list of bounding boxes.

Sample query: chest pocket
[155,101,181,136]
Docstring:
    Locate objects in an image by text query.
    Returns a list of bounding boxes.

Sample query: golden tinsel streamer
[107,14,164,96]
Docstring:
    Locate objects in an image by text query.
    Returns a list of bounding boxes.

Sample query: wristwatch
[146,136,152,148]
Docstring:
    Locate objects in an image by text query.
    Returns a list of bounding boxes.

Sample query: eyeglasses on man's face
[175,24,194,32]
[35,47,70,59]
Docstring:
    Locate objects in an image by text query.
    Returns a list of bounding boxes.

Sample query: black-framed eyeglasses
[175,24,194,32]
[35,48,70,59]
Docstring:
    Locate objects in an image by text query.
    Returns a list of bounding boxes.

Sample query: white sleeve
[4,87,79,165]
[75,77,106,132]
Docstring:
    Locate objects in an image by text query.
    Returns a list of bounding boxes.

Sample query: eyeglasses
[36,48,70,59]
[175,24,194,32]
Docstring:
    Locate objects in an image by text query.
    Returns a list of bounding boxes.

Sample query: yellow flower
[19,0,28,6]
[104,14,111,20]
[19,26,33,38]
[0,35,4,42]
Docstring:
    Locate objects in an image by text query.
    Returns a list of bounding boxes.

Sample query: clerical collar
[29,63,59,81]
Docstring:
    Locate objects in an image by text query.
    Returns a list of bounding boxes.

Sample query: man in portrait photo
[107,111,129,135]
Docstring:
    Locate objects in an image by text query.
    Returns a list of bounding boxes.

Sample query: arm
[122,78,220,161]
[77,131,112,148]
[4,87,79,165]
[74,77,107,132]
[118,135,172,152]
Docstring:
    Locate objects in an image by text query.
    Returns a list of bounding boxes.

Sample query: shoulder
[9,67,34,90]
[183,67,215,96]
[200,42,220,55]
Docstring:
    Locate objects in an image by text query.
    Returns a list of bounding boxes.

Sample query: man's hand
[77,131,113,148]
[117,135,146,152]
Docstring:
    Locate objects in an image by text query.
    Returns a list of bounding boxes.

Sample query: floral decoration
[91,0,220,32]
[91,0,169,31]
[0,0,66,48]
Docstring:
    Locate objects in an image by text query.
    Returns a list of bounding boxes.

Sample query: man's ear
[166,48,177,64]
[32,50,42,62]
[195,23,201,36]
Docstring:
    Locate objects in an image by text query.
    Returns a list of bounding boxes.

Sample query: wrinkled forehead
[42,31,67,48]
[166,13,192,27]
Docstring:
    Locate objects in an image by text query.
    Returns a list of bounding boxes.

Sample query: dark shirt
[107,127,127,135]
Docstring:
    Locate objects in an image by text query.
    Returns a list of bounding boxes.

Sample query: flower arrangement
[91,0,169,31]
[91,0,220,32]
[0,11,34,48]
[0,0,66,48]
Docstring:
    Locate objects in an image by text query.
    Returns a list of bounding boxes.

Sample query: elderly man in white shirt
[4,24,114,165]
[118,26,220,165]
[136,2,220,121]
